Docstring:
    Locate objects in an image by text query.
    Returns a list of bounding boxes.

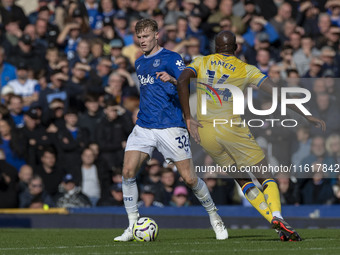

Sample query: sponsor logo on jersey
[138,74,155,86]
[176,60,185,71]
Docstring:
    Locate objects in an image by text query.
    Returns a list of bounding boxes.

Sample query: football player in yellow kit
[177,31,326,241]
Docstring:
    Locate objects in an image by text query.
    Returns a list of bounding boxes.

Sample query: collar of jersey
[144,47,164,58]
[219,53,234,57]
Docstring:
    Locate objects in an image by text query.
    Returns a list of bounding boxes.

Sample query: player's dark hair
[135,18,158,34]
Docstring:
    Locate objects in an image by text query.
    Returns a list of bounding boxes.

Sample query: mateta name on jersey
[211,60,236,72]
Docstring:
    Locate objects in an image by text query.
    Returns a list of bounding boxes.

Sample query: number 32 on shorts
[175,135,190,152]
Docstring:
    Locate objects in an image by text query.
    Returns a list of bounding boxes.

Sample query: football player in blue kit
[114,18,228,241]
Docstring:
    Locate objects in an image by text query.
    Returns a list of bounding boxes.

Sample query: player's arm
[177,69,202,143]
[259,78,326,131]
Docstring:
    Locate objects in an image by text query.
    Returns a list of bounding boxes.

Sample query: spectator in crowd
[301,167,334,204]
[332,174,340,204]
[18,164,33,194]
[6,62,39,107]
[72,147,111,206]
[309,93,340,136]
[170,186,190,207]
[7,94,25,127]
[0,148,18,208]
[288,31,302,52]
[97,182,124,206]
[95,58,113,87]
[208,0,244,35]
[320,46,339,77]
[22,108,51,166]
[78,94,104,140]
[109,38,124,63]
[186,7,209,55]
[277,45,296,79]
[95,100,133,169]
[137,184,164,208]
[303,57,323,79]
[121,20,143,66]
[38,70,69,115]
[140,159,163,200]
[315,13,332,47]
[57,21,82,61]
[0,0,29,30]
[34,146,64,197]
[8,34,45,73]
[293,36,320,76]
[270,2,292,35]
[159,167,176,206]
[0,46,17,88]
[299,136,337,179]
[325,134,340,164]
[276,172,301,205]
[55,173,92,208]
[19,174,54,208]
[56,109,90,169]
[292,126,312,166]
[243,16,279,50]
[0,118,26,170]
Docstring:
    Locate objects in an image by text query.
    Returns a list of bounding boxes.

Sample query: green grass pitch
[1,229,340,255]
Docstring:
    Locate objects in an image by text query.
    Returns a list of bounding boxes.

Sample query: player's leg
[155,127,228,240]
[175,158,228,240]
[115,125,154,242]
[114,150,149,241]
[253,159,302,241]
[253,158,282,220]
[234,176,273,223]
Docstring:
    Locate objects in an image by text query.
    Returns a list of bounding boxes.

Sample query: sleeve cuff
[186,67,197,76]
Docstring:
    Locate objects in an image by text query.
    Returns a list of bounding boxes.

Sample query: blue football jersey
[135,48,186,129]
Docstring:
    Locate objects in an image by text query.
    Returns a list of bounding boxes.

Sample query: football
[132,217,159,242]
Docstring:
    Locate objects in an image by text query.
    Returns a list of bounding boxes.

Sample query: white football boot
[210,216,228,240]
[114,227,134,242]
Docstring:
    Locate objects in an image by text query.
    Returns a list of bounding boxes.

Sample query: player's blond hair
[135,18,158,34]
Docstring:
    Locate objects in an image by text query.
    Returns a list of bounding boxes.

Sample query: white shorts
[125,125,192,163]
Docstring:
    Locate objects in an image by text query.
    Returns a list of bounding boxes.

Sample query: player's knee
[122,166,135,179]
[182,176,197,188]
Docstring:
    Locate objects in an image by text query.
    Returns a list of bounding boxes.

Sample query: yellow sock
[242,182,273,223]
[262,179,282,218]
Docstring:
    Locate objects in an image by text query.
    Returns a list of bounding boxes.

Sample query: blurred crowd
[1,0,340,209]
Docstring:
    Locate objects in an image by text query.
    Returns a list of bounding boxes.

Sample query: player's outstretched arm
[259,78,326,131]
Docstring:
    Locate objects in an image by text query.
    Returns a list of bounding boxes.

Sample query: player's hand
[306,116,326,131]
[156,72,176,84]
[187,118,203,144]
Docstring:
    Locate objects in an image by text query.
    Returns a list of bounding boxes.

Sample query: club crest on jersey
[153,59,161,67]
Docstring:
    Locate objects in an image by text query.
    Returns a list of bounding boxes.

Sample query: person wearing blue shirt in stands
[0,46,16,89]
